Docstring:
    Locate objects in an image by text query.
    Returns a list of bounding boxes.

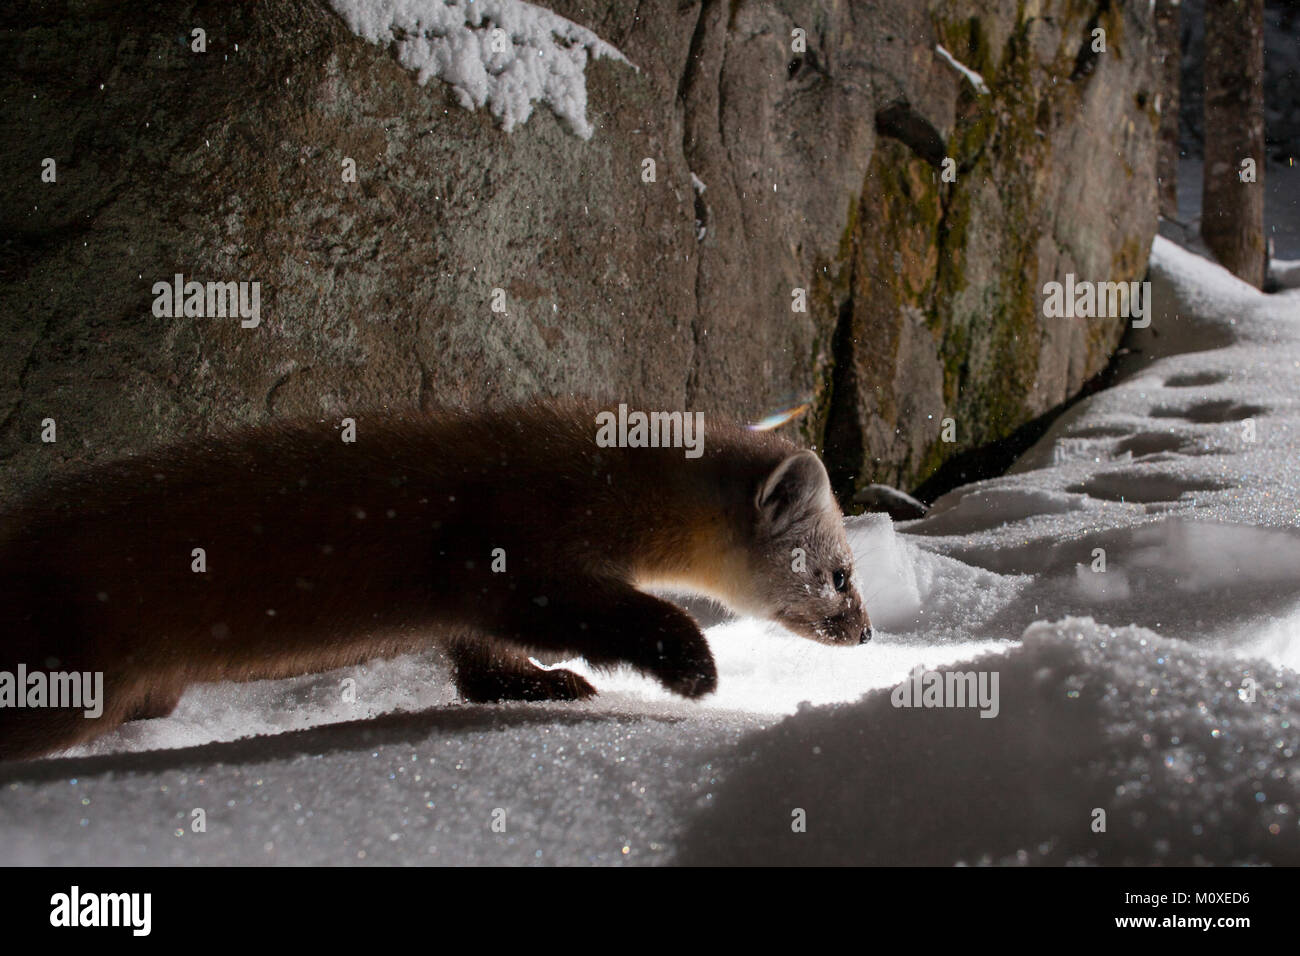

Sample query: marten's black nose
[859,626,873,644]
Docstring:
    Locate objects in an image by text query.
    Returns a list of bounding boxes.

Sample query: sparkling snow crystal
[328,0,631,139]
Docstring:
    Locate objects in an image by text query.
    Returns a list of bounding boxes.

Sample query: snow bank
[676,618,1300,865]
[327,0,631,139]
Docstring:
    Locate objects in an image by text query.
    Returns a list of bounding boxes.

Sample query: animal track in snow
[1151,399,1267,423]
[1164,370,1229,388]
[1112,434,1190,455]
[1065,424,1131,439]
[1066,471,1228,504]
[1113,433,1196,458]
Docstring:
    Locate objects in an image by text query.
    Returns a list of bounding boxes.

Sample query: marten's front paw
[639,635,718,698]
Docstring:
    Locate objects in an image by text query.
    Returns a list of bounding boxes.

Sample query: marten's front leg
[447,635,596,702]
[479,579,718,698]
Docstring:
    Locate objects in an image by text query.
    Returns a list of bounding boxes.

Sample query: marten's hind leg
[0,674,157,762]
[0,706,123,762]
[125,686,183,722]
[448,635,596,703]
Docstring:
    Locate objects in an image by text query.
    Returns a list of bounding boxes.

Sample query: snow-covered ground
[3,235,1299,865]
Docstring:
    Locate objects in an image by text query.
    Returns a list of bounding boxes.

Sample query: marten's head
[745,450,872,646]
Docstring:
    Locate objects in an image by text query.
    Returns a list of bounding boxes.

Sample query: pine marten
[0,400,871,760]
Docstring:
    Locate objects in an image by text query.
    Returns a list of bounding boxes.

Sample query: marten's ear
[756,450,835,530]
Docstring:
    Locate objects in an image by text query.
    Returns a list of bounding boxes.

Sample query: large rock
[0,0,1156,505]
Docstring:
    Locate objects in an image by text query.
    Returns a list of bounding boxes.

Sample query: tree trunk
[1154,0,1181,220]
[1201,0,1267,287]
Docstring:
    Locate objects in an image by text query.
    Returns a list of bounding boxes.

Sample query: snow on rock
[327,0,631,139]
[935,44,990,95]
[676,618,1300,865]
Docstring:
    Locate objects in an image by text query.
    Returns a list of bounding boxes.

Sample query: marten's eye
[833,568,848,592]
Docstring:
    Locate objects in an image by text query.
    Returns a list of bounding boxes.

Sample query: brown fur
[0,399,869,760]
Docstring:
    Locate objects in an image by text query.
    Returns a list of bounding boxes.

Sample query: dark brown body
[0,400,867,760]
